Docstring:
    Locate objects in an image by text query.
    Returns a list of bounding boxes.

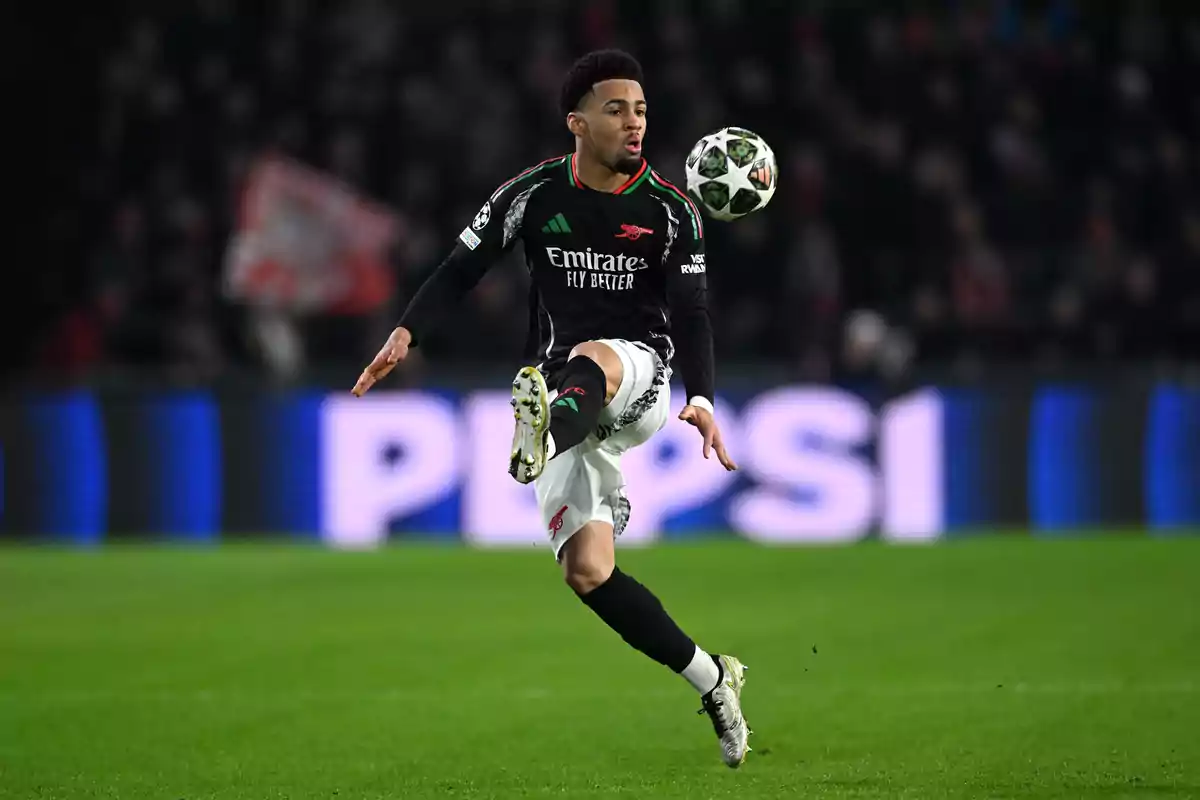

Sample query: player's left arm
[664,228,737,471]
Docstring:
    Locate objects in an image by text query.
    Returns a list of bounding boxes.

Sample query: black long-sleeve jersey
[397,153,715,404]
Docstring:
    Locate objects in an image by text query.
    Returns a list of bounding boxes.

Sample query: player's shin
[575,565,720,694]
[547,355,606,456]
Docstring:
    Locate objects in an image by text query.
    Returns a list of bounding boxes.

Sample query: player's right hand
[351,326,412,396]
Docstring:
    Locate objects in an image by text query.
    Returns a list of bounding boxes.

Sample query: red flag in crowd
[224,155,399,314]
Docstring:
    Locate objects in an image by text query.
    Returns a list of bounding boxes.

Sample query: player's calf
[565,524,703,679]
[561,524,736,732]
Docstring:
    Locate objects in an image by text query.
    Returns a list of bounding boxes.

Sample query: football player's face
[575,79,646,174]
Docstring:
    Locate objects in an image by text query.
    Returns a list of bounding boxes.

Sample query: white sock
[681,645,721,694]
[545,431,557,460]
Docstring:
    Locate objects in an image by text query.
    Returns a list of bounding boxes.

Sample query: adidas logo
[542,213,572,234]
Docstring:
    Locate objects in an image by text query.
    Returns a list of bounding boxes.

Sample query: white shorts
[535,339,672,560]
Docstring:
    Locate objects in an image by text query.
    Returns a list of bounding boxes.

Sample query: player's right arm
[353,163,553,396]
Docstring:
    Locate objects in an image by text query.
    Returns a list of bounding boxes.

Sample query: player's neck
[574,151,639,193]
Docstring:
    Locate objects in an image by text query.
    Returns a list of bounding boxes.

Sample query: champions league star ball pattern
[684,127,778,222]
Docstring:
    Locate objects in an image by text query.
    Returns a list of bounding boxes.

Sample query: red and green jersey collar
[568,153,650,195]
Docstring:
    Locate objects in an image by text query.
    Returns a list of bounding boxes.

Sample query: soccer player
[351,50,751,767]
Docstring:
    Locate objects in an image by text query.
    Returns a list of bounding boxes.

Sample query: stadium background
[5,3,1200,797]
[8,0,1199,544]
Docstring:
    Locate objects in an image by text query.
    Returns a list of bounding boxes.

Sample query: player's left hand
[678,405,737,471]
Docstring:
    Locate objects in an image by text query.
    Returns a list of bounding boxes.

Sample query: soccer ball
[684,127,778,222]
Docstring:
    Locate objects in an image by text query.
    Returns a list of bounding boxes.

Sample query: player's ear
[566,111,586,137]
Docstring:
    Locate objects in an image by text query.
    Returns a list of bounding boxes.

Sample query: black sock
[578,567,696,673]
[548,356,606,455]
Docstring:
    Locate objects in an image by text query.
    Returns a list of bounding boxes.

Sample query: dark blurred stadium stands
[29,0,1200,385]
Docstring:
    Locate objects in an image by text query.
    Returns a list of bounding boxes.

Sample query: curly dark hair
[559,49,645,118]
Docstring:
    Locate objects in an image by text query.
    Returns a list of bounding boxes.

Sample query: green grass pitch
[2,536,1198,799]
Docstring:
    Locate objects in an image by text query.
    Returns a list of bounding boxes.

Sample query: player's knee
[560,526,616,595]
[564,557,613,595]
[569,341,623,404]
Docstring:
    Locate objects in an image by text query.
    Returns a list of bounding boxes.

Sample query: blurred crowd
[34,0,1200,384]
